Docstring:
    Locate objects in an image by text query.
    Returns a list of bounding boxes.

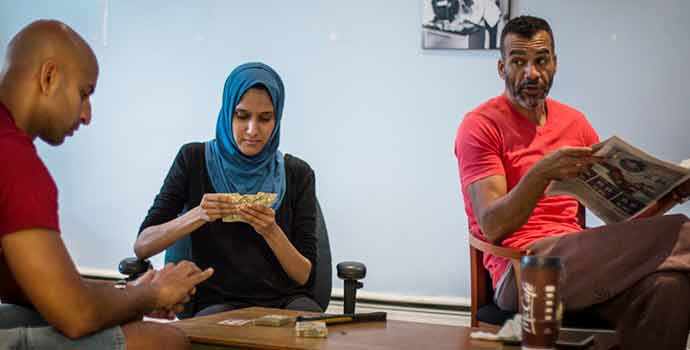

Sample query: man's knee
[122,321,190,350]
[636,272,690,309]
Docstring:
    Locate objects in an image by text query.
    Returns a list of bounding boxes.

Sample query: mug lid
[521,255,562,269]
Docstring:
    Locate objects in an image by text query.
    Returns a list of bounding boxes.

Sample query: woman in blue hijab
[134,63,320,317]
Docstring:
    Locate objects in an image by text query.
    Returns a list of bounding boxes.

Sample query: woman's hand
[238,204,281,238]
[196,193,238,222]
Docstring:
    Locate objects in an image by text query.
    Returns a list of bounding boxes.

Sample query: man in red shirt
[0,20,213,349]
[455,16,690,349]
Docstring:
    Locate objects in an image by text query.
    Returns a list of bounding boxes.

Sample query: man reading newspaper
[455,16,690,350]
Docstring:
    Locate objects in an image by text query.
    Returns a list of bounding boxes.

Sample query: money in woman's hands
[221,192,277,223]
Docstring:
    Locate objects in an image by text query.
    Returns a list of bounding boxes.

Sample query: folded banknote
[221,192,277,223]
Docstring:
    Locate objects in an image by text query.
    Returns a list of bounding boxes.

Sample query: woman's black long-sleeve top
[139,142,317,310]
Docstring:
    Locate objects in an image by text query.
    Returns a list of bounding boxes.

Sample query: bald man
[0,20,213,349]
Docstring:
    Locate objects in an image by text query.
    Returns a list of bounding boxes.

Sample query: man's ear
[497,59,506,81]
[38,60,59,96]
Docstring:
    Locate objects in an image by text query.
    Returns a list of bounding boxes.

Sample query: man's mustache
[519,79,542,89]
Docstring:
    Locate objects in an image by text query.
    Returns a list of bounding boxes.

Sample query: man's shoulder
[0,126,35,155]
[0,133,43,173]
[547,98,588,120]
[467,95,511,120]
[0,137,59,238]
[458,95,508,136]
[0,137,55,188]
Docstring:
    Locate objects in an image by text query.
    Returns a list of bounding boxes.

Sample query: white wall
[1,0,689,300]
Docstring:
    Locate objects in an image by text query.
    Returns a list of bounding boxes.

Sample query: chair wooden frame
[468,205,587,328]
[469,234,524,327]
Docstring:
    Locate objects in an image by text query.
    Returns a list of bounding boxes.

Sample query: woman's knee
[195,303,245,317]
[284,296,322,312]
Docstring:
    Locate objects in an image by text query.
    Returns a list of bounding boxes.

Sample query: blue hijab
[205,62,286,210]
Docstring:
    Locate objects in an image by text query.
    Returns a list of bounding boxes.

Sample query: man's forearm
[77,280,155,335]
[0,261,31,306]
[480,170,550,243]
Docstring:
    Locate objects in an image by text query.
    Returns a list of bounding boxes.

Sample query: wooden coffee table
[172,306,495,350]
[173,307,615,350]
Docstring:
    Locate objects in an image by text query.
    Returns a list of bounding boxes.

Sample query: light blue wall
[1,0,688,299]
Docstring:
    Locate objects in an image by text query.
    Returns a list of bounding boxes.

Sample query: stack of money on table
[295,321,328,338]
[253,314,291,327]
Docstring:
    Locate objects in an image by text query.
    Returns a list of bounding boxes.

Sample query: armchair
[468,204,611,329]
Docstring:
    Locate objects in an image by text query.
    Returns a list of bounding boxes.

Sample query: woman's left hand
[238,204,281,238]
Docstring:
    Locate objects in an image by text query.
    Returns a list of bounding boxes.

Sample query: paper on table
[469,314,522,342]
[217,318,253,326]
[253,314,291,327]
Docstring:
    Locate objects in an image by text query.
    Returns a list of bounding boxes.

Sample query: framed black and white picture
[422,0,512,50]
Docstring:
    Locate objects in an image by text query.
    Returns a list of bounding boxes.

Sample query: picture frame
[422,0,513,50]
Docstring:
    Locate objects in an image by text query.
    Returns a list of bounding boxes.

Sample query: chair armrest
[578,203,587,230]
[118,257,151,280]
[469,234,526,315]
[336,261,366,280]
[468,235,524,260]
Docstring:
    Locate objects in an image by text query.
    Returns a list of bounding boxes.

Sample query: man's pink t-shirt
[455,94,600,287]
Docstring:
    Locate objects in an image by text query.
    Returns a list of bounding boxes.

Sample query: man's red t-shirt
[0,102,60,302]
[455,94,599,287]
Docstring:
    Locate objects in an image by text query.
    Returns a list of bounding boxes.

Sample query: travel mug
[520,255,563,350]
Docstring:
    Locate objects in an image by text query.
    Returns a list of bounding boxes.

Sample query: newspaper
[546,136,690,224]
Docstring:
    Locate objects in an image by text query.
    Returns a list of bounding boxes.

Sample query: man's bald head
[0,20,99,145]
[3,20,98,78]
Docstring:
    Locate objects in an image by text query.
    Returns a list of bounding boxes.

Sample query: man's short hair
[500,15,555,57]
